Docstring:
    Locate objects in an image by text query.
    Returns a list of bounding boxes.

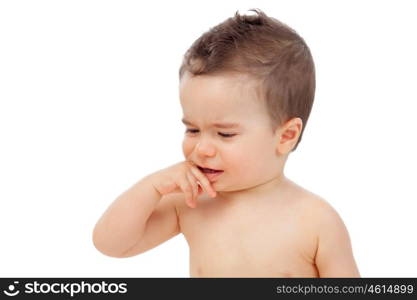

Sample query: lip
[196,165,224,182]
[197,165,223,172]
[203,170,224,182]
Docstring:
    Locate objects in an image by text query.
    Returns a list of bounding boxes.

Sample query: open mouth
[198,166,223,174]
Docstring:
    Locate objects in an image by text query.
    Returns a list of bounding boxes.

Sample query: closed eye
[185,128,199,134]
[185,128,236,138]
[218,132,236,138]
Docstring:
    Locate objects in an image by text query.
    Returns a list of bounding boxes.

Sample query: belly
[179,193,319,277]
[185,221,318,277]
[189,243,318,278]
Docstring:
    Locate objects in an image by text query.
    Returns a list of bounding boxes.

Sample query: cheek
[221,147,251,174]
[182,138,194,157]
[236,154,264,174]
[229,140,275,174]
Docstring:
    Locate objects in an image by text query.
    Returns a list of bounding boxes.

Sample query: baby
[93,9,360,277]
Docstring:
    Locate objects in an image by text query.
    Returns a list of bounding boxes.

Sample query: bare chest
[179,198,318,277]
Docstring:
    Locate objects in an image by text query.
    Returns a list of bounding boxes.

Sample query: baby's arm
[314,202,360,277]
[92,174,180,258]
[92,161,215,258]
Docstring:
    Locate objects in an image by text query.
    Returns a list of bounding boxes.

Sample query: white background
[1,0,416,277]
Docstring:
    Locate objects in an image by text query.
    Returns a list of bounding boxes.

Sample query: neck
[216,172,289,203]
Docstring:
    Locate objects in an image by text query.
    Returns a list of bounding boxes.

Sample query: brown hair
[179,8,316,152]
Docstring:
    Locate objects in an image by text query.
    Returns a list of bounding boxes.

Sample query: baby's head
[178,9,315,195]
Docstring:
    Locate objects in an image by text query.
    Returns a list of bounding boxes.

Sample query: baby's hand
[148,161,216,208]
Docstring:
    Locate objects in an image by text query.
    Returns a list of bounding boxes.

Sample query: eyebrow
[181,118,240,129]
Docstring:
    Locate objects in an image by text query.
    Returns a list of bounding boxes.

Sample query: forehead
[180,71,257,101]
[179,72,266,121]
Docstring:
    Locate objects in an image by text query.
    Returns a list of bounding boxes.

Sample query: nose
[195,138,216,157]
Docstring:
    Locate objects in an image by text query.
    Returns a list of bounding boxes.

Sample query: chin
[214,184,239,193]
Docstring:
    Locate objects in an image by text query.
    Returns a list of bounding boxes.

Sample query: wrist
[145,174,163,198]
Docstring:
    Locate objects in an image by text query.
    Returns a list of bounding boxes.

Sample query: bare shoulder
[284,180,335,218]
[286,181,360,277]
[283,180,345,235]
[302,193,345,232]
[303,194,341,224]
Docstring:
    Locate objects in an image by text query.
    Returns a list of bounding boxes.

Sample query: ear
[275,117,303,155]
